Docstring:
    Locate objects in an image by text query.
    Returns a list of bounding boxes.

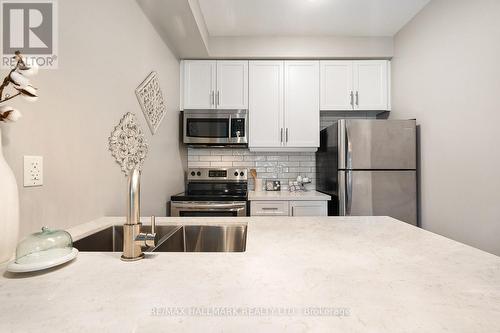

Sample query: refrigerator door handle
[338,171,346,216]
[338,120,347,169]
[346,171,353,215]
[345,122,352,170]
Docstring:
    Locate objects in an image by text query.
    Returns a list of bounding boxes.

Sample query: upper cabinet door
[353,60,389,111]
[249,61,284,148]
[216,61,248,109]
[320,61,354,110]
[183,60,216,109]
[284,61,320,148]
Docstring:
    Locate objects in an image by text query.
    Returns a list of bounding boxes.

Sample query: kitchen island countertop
[1,216,499,332]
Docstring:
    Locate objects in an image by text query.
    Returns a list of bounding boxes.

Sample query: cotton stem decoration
[0,51,39,122]
[109,112,149,175]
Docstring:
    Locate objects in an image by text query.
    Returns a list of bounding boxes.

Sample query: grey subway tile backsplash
[199,155,222,162]
[189,161,211,167]
[221,155,244,161]
[187,147,316,190]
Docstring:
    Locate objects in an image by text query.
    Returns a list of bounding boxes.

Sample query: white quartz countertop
[248,190,331,201]
[1,216,500,333]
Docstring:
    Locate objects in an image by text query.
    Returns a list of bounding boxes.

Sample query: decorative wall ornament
[108,112,149,175]
[135,71,166,134]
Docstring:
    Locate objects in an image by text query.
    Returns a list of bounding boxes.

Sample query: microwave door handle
[228,114,232,139]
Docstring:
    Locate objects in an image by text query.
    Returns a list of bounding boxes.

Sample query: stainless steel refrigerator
[316,119,417,225]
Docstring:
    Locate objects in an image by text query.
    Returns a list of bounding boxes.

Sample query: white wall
[207,36,393,59]
[1,0,186,238]
[137,0,209,58]
[391,0,500,255]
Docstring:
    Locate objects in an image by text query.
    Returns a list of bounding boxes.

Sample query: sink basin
[74,224,247,252]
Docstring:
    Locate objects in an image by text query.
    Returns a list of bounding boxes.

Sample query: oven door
[183,110,248,145]
[171,201,247,217]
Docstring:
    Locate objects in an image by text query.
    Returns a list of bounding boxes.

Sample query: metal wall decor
[135,71,166,134]
[109,112,149,175]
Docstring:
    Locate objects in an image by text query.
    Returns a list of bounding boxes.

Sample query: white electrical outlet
[24,156,43,187]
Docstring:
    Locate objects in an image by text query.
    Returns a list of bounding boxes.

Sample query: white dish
[7,247,79,273]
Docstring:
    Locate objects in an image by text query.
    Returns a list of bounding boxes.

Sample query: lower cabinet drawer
[250,201,289,216]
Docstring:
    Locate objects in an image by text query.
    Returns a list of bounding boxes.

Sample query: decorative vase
[0,128,19,264]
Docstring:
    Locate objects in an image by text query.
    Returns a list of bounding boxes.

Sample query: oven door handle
[172,203,246,209]
[174,207,246,213]
[180,208,245,212]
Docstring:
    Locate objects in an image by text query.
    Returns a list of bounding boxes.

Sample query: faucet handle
[144,216,157,248]
[151,215,156,234]
[135,216,157,249]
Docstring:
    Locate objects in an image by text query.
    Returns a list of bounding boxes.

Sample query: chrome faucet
[121,169,157,261]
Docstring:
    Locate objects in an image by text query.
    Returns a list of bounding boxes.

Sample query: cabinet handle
[280,128,284,143]
[261,207,278,210]
[355,91,359,106]
[286,128,289,143]
[211,91,214,106]
[350,91,354,108]
[217,91,220,106]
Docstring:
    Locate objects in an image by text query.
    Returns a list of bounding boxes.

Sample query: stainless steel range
[170,168,248,217]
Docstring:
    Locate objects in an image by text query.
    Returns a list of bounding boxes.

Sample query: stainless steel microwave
[183,109,248,146]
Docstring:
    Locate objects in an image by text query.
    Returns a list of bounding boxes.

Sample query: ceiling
[198,0,430,37]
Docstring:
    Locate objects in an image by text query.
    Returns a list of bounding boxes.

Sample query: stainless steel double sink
[73,224,247,252]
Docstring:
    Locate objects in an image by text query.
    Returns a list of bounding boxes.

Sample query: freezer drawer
[340,119,416,170]
[339,170,417,225]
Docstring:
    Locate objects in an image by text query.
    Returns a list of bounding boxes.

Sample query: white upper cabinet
[284,61,320,148]
[320,61,354,110]
[249,61,320,151]
[216,61,248,109]
[182,60,216,109]
[320,60,390,111]
[249,61,284,148]
[353,60,389,111]
[182,60,248,110]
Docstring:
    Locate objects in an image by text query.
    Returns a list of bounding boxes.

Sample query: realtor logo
[1,0,58,68]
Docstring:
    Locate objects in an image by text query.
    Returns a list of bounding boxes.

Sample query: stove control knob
[234,171,239,176]
[240,172,244,176]
[197,171,201,176]
[190,171,195,176]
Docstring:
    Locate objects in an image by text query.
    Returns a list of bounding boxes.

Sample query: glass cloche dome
[15,227,73,265]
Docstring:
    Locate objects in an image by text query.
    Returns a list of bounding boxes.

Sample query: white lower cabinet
[250,200,327,217]
[289,201,327,217]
